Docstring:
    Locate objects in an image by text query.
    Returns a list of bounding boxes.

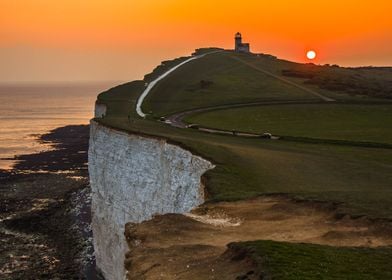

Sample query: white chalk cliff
[88,121,214,280]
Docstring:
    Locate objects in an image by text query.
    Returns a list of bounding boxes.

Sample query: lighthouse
[234,32,250,53]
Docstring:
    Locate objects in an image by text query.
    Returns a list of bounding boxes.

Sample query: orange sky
[1,0,391,82]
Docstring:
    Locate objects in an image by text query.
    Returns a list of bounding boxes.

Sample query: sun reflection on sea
[0,82,115,170]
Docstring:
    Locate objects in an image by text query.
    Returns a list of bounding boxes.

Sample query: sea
[0,82,118,170]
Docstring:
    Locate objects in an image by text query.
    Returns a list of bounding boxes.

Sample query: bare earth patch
[125,196,392,279]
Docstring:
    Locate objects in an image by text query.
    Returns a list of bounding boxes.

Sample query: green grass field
[142,51,389,118]
[95,48,392,278]
[232,240,392,280]
[185,103,392,144]
[97,81,144,118]
[97,112,392,219]
[142,51,324,116]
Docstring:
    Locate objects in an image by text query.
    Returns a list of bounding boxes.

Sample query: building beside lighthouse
[235,32,250,53]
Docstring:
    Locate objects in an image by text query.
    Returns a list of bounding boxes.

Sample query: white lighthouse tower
[234,32,250,53]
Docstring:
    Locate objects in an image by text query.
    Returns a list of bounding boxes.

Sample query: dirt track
[125,196,392,279]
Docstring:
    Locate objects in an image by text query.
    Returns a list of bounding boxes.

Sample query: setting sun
[1,0,392,279]
[307,50,317,60]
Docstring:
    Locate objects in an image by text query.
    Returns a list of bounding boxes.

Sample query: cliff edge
[88,121,214,279]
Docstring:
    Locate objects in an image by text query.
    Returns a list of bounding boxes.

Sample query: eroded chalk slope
[88,121,214,280]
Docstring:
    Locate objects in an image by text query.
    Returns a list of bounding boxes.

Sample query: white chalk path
[136,51,221,118]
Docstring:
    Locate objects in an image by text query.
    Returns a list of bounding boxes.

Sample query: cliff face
[88,121,214,280]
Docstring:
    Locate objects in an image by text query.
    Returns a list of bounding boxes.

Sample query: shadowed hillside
[282,63,392,99]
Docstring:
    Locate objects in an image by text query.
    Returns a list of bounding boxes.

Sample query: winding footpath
[136,50,222,118]
[136,50,335,129]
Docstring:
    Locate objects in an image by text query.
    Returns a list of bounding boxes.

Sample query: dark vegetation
[282,64,392,98]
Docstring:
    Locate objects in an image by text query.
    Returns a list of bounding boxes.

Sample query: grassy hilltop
[96,48,392,279]
[97,48,392,216]
[185,103,392,144]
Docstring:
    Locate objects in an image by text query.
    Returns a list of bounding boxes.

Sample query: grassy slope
[282,63,392,99]
[97,81,145,118]
[184,103,392,144]
[96,49,392,278]
[142,51,321,116]
[232,240,392,280]
[237,53,392,101]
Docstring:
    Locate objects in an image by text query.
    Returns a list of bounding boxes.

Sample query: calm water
[0,82,117,169]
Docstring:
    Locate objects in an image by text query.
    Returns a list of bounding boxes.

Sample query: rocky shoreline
[0,125,101,279]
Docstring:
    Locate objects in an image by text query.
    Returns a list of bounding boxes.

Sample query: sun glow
[1,0,391,82]
[307,50,317,60]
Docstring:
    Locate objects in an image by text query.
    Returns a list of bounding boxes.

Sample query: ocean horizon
[0,82,119,169]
